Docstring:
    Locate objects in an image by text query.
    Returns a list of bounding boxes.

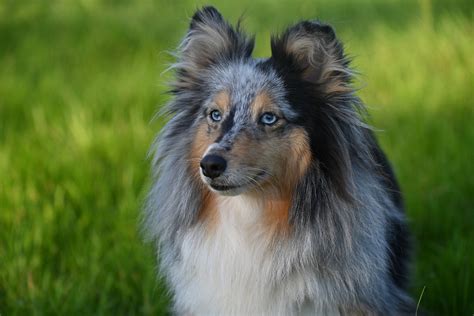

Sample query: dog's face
[171,7,353,197]
[191,64,311,196]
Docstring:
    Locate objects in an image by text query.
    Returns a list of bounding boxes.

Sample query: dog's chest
[170,196,313,315]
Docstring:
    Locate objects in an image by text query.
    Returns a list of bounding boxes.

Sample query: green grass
[0,0,472,314]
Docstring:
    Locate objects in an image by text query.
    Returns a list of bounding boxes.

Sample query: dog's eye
[209,110,222,122]
[260,112,278,125]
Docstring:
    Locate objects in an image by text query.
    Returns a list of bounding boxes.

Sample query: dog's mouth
[206,171,267,194]
[209,183,241,191]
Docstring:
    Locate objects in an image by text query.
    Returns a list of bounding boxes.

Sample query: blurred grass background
[0,0,472,314]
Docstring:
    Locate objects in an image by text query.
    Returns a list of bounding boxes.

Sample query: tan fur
[190,122,220,229]
[263,193,291,236]
[229,132,262,167]
[251,91,278,119]
[190,123,212,173]
[284,33,350,95]
[324,79,353,95]
[213,90,230,112]
[183,24,233,71]
[284,128,312,188]
[285,34,317,66]
[198,190,220,229]
[188,90,231,164]
[173,21,236,91]
[263,128,311,235]
[231,126,311,235]
[190,92,311,236]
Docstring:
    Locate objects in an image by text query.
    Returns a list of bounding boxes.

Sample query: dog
[144,6,414,315]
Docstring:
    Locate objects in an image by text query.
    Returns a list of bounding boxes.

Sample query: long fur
[144,6,413,315]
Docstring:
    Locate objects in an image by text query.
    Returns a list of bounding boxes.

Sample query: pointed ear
[173,6,254,90]
[271,21,352,96]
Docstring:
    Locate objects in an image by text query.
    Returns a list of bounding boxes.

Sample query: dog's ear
[271,21,352,96]
[173,6,254,90]
[272,22,363,203]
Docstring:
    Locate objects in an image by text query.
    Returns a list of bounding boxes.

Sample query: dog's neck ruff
[169,194,334,315]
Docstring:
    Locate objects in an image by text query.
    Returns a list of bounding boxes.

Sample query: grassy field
[0,0,472,314]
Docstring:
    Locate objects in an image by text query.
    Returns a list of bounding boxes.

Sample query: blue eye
[210,110,222,122]
[260,112,278,125]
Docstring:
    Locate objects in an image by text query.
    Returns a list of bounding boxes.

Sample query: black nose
[200,155,227,179]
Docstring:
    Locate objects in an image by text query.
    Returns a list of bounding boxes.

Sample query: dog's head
[168,7,357,198]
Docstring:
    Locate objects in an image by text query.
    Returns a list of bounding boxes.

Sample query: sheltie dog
[144,6,414,315]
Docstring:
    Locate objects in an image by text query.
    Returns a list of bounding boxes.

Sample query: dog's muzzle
[200,154,227,179]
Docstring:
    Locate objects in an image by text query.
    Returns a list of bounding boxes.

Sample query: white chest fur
[167,196,337,315]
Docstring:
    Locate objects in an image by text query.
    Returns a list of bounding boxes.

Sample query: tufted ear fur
[172,6,254,91]
[271,21,367,204]
[271,21,353,96]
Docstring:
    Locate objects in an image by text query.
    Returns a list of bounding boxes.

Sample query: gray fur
[144,6,413,315]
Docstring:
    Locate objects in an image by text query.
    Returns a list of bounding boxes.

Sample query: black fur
[268,21,360,203]
[268,19,413,295]
[215,108,236,143]
[146,7,415,314]
[188,6,254,66]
